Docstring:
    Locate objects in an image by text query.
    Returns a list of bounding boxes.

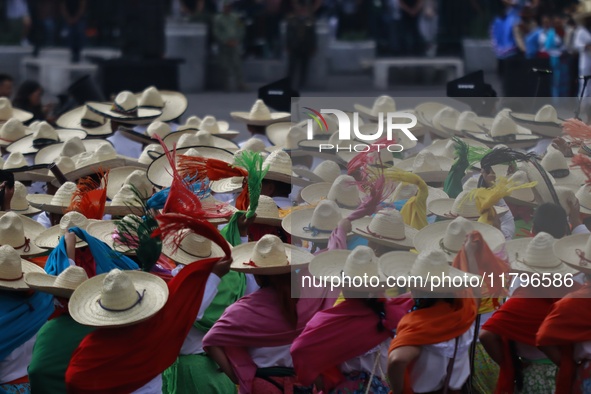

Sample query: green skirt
[162,353,237,394]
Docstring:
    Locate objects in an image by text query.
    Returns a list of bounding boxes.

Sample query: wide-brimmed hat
[118,121,174,145]
[265,122,308,151]
[35,212,93,249]
[8,182,41,216]
[430,107,461,137]
[437,110,483,135]
[0,97,33,124]
[136,86,187,122]
[146,146,234,188]
[24,266,89,298]
[576,184,591,214]
[309,245,386,291]
[163,129,239,152]
[230,99,290,126]
[504,170,538,207]
[1,152,51,183]
[85,218,136,254]
[104,185,145,217]
[176,116,201,132]
[138,144,165,166]
[395,151,454,183]
[352,208,418,249]
[300,174,363,209]
[34,137,111,165]
[384,183,449,207]
[415,102,452,136]
[423,137,488,159]
[199,115,240,139]
[353,95,399,121]
[414,216,505,261]
[282,200,348,241]
[87,91,162,125]
[464,113,542,149]
[0,212,46,257]
[69,268,169,327]
[6,122,87,155]
[0,118,33,147]
[106,167,152,200]
[27,181,78,214]
[509,104,563,138]
[379,249,481,292]
[553,233,591,273]
[0,245,44,291]
[56,105,113,137]
[507,232,577,275]
[251,195,282,226]
[541,149,585,187]
[263,150,301,185]
[52,143,129,184]
[292,160,342,185]
[209,176,245,194]
[230,234,312,275]
[428,189,508,220]
[162,230,226,265]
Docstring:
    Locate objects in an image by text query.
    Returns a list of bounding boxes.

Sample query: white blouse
[341,341,389,376]
[0,335,36,384]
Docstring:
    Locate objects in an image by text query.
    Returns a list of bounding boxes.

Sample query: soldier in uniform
[213,0,246,91]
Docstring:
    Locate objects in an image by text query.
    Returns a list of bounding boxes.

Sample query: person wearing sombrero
[291,245,413,393]
[0,245,54,394]
[25,266,95,393]
[233,99,290,148]
[479,232,579,394]
[203,234,337,394]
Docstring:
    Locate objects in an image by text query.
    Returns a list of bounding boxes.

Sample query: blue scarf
[44,228,139,276]
[0,290,54,360]
[146,181,209,210]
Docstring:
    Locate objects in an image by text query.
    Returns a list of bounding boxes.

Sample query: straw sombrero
[198,115,240,140]
[105,184,147,217]
[292,160,343,185]
[230,99,290,126]
[414,216,505,261]
[423,137,488,159]
[309,246,387,291]
[27,181,78,214]
[428,190,508,220]
[414,102,451,135]
[6,122,87,155]
[138,144,165,166]
[34,137,112,165]
[300,174,364,209]
[106,167,152,200]
[162,230,226,266]
[436,111,484,136]
[281,200,350,242]
[541,149,585,187]
[52,143,130,184]
[395,151,454,183]
[1,152,52,183]
[384,183,449,208]
[8,182,41,216]
[0,118,33,147]
[263,149,305,185]
[507,232,577,275]
[136,86,187,122]
[210,176,245,194]
[118,121,174,145]
[56,105,113,137]
[251,195,283,226]
[576,184,591,214]
[265,122,308,152]
[509,104,563,138]
[69,268,169,327]
[0,97,33,124]
[553,233,591,273]
[0,212,46,257]
[24,266,89,298]
[87,91,162,125]
[230,234,312,275]
[463,113,542,149]
[146,146,234,188]
[85,219,136,255]
[353,95,415,122]
[352,208,418,250]
[35,212,94,249]
[504,170,538,207]
[0,245,44,291]
[163,129,239,152]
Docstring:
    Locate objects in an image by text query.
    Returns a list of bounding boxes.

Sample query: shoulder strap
[443,337,460,394]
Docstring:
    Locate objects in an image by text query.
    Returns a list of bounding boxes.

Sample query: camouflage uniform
[213,11,245,91]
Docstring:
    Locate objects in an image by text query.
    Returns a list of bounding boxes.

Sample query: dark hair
[255,273,299,327]
[0,74,13,84]
[364,298,386,332]
[13,80,44,122]
[532,203,570,238]
[411,297,455,311]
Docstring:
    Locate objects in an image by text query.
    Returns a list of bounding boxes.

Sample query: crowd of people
[1,79,591,394]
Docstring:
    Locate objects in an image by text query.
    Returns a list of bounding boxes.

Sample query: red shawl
[291,296,413,391]
[536,284,591,394]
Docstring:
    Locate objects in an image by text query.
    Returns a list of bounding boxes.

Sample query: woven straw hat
[428,189,508,220]
[507,232,577,275]
[576,184,591,214]
[292,160,342,184]
[44,156,76,179]
[0,97,33,124]
[309,245,386,291]
[239,137,267,153]
[300,174,363,209]
[0,118,32,147]
[509,105,563,138]
[0,245,44,291]
[210,176,245,194]
[504,170,537,207]
[263,150,295,184]
[105,184,145,217]
[35,212,92,249]
[414,102,448,128]
[6,122,87,155]
[464,113,541,149]
[177,116,201,132]
[87,91,162,125]
[553,233,591,273]
[118,121,173,144]
[250,195,282,226]
[3,152,29,170]
[69,268,169,327]
[34,137,111,165]
[230,99,290,126]
[56,105,113,136]
[265,123,308,152]
[437,111,483,135]
[282,200,348,241]
[106,167,152,200]
[541,149,585,187]
[136,86,187,122]
[414,217,505,261]
[230,234,312,275]
[353,95,399,120]
[27,181,78,214]
[54,144,133,184]
[163,129,239,151]
[162,230,226,265]
[85,218,136,254]
[8,181,41,216]
[146,145,234,188]
[138,144,165,166]
[0,212,46,256]
[352,208,418,249]
[25,266,89,298]
[199,115,239,139]
[395,151,454,183]
[385,183,449,207]
[423,137,488,159]
[430,107,460,136]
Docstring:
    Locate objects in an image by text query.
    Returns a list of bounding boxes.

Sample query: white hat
[138,144,164,165]
[413,216,505,261]
[576,184,591,214]
[85,218,136,254]
[354,95,397,120]
[69,268,169,327]
[252,195,282,226]
[162,230,226,265]
[0,97,33,124]
[509,105,562,138]
[352,208,418,249]
[504,170,537,206]
[35,211,92,249]
[46,156,76,178]
[3,152,29,170]
[0,212,46,256]
[6,122,87,155]
[118,121,173,144]
[292,160,342,184]
[106,168,152,200]
[230,234,312,275]
[239,137,267,153]
[34,137,111,165]
[431,107,461,135]
[0,245,44,291]
[281,200,348,241]
[87,91,162,125]
[163,129,239,151]
[136,86,187,122]
[395,151,454,183]
[385,183,449,207]
[300,174,363,209]
[230,99,290,126]
[428,189,508,220]
[464,113,541,149]
[106,184,145,217]
[438,111,483,135]
[414,102,449,131]
[8,181,41,216]
[541,149,585,187]
[423,137,488,159]
[199,116,240,139]
[507,232,577,275]
[263,150,296,184]
[27,181,78,214]
[0,118,32,147]
[265,123,308,151]
[176,116,201,132]
[24,265,89,298]
[553,233,591,273]
[56,105,113,136]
